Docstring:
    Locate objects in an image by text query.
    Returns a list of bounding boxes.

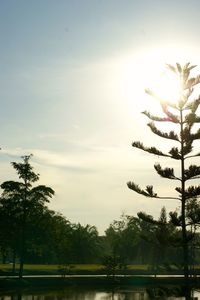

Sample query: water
[0,287,200,300]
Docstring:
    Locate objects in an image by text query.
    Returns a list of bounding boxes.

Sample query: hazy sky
[1,0,200,234]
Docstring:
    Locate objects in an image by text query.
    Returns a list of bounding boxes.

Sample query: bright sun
[119,50,186,116]
[146,68,182,105]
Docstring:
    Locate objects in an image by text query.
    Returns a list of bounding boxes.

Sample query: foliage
[102,254,127,278]
[70,223,101,263]
[105,214,140,263]
[0,155,54,277]
[138,207,178,273]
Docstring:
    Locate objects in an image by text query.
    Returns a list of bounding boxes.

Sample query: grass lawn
[0,264,104,275]
[0,263,199,276]
[0,264,149,275]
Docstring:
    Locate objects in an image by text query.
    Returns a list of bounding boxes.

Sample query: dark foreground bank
[0,276,200,291]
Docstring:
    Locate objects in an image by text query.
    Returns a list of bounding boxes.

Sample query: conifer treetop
[128,62,200,201]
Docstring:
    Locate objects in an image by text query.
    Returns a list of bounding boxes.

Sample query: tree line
[0,153,200,278]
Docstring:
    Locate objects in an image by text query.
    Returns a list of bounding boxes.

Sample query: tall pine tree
[127,63,200,280]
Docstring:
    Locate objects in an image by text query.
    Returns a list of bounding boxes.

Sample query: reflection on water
[0,287,199,300]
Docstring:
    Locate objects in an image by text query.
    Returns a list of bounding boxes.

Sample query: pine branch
[181,126,191,142]
[181,127,200,144]
[127,182,157,197]
[191,98,200,113]
[180,63,197,85]
[184,63,197,72]
[138,211,171,226]
[183,142,193,156]
[181,127,197,154]
[176,63,182,73]
[184,113,200,126]
[185,97,200,112]
[161,104,180,122]
[148,122,179,141]
[184,165,200,181]
[142,111,179,123]
[169,211,182,227]
[187,212,200,225]
[185,152,200,159]
[175,187,182,195]
[176,185,200,199]
[191,128,200,140]
[145,185,157,197]
[155,196,180,200]
[132,141,170,157]
[137,212,158,225]
[185,75,200,89]
[185,186,200,199]
[154,163,180,180]
[127,181,179,200]
[168,147,181,160]
[180,91,193,109]
[166,64,177,73]
[167,63,196,75]
[169,141,192,160]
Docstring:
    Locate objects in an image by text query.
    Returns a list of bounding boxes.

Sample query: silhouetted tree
[127,63,200,280]
[70,223,100,263]
[105,214,140,263]
[47,211,73,264]
[138,207,177,274]
[102,254,124,278]
[0,155,54,278]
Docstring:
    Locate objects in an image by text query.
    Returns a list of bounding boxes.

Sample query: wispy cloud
[1,148,94,173]
[38,133,122,153]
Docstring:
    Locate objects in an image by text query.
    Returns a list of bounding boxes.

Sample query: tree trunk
[19,241,24,279]
[180,109,189,281]
[1,248,7,264]
[19,221,25,279]
[12,248,16,273]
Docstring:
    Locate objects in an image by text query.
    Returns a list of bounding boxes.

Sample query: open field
[0,264,148,276]
[0,264,200,276]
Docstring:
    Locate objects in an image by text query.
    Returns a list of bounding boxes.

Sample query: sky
[1,0,200,234]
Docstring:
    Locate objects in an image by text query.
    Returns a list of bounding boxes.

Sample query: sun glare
[118,48,192,116]
[147,68,182,105]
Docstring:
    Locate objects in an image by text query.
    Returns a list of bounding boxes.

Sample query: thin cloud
[38,134,121,153]
[1,148,94,173]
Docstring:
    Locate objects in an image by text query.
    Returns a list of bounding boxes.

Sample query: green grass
[0,263,199,276]
[0,263,148,275]
[0,264,104,275]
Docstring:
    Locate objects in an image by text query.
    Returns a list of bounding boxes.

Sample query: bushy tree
[127,63,200,280]
[0,155,54,278]
[138,207,178,274]
[105,214,140,263]
[70,223,101,263]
